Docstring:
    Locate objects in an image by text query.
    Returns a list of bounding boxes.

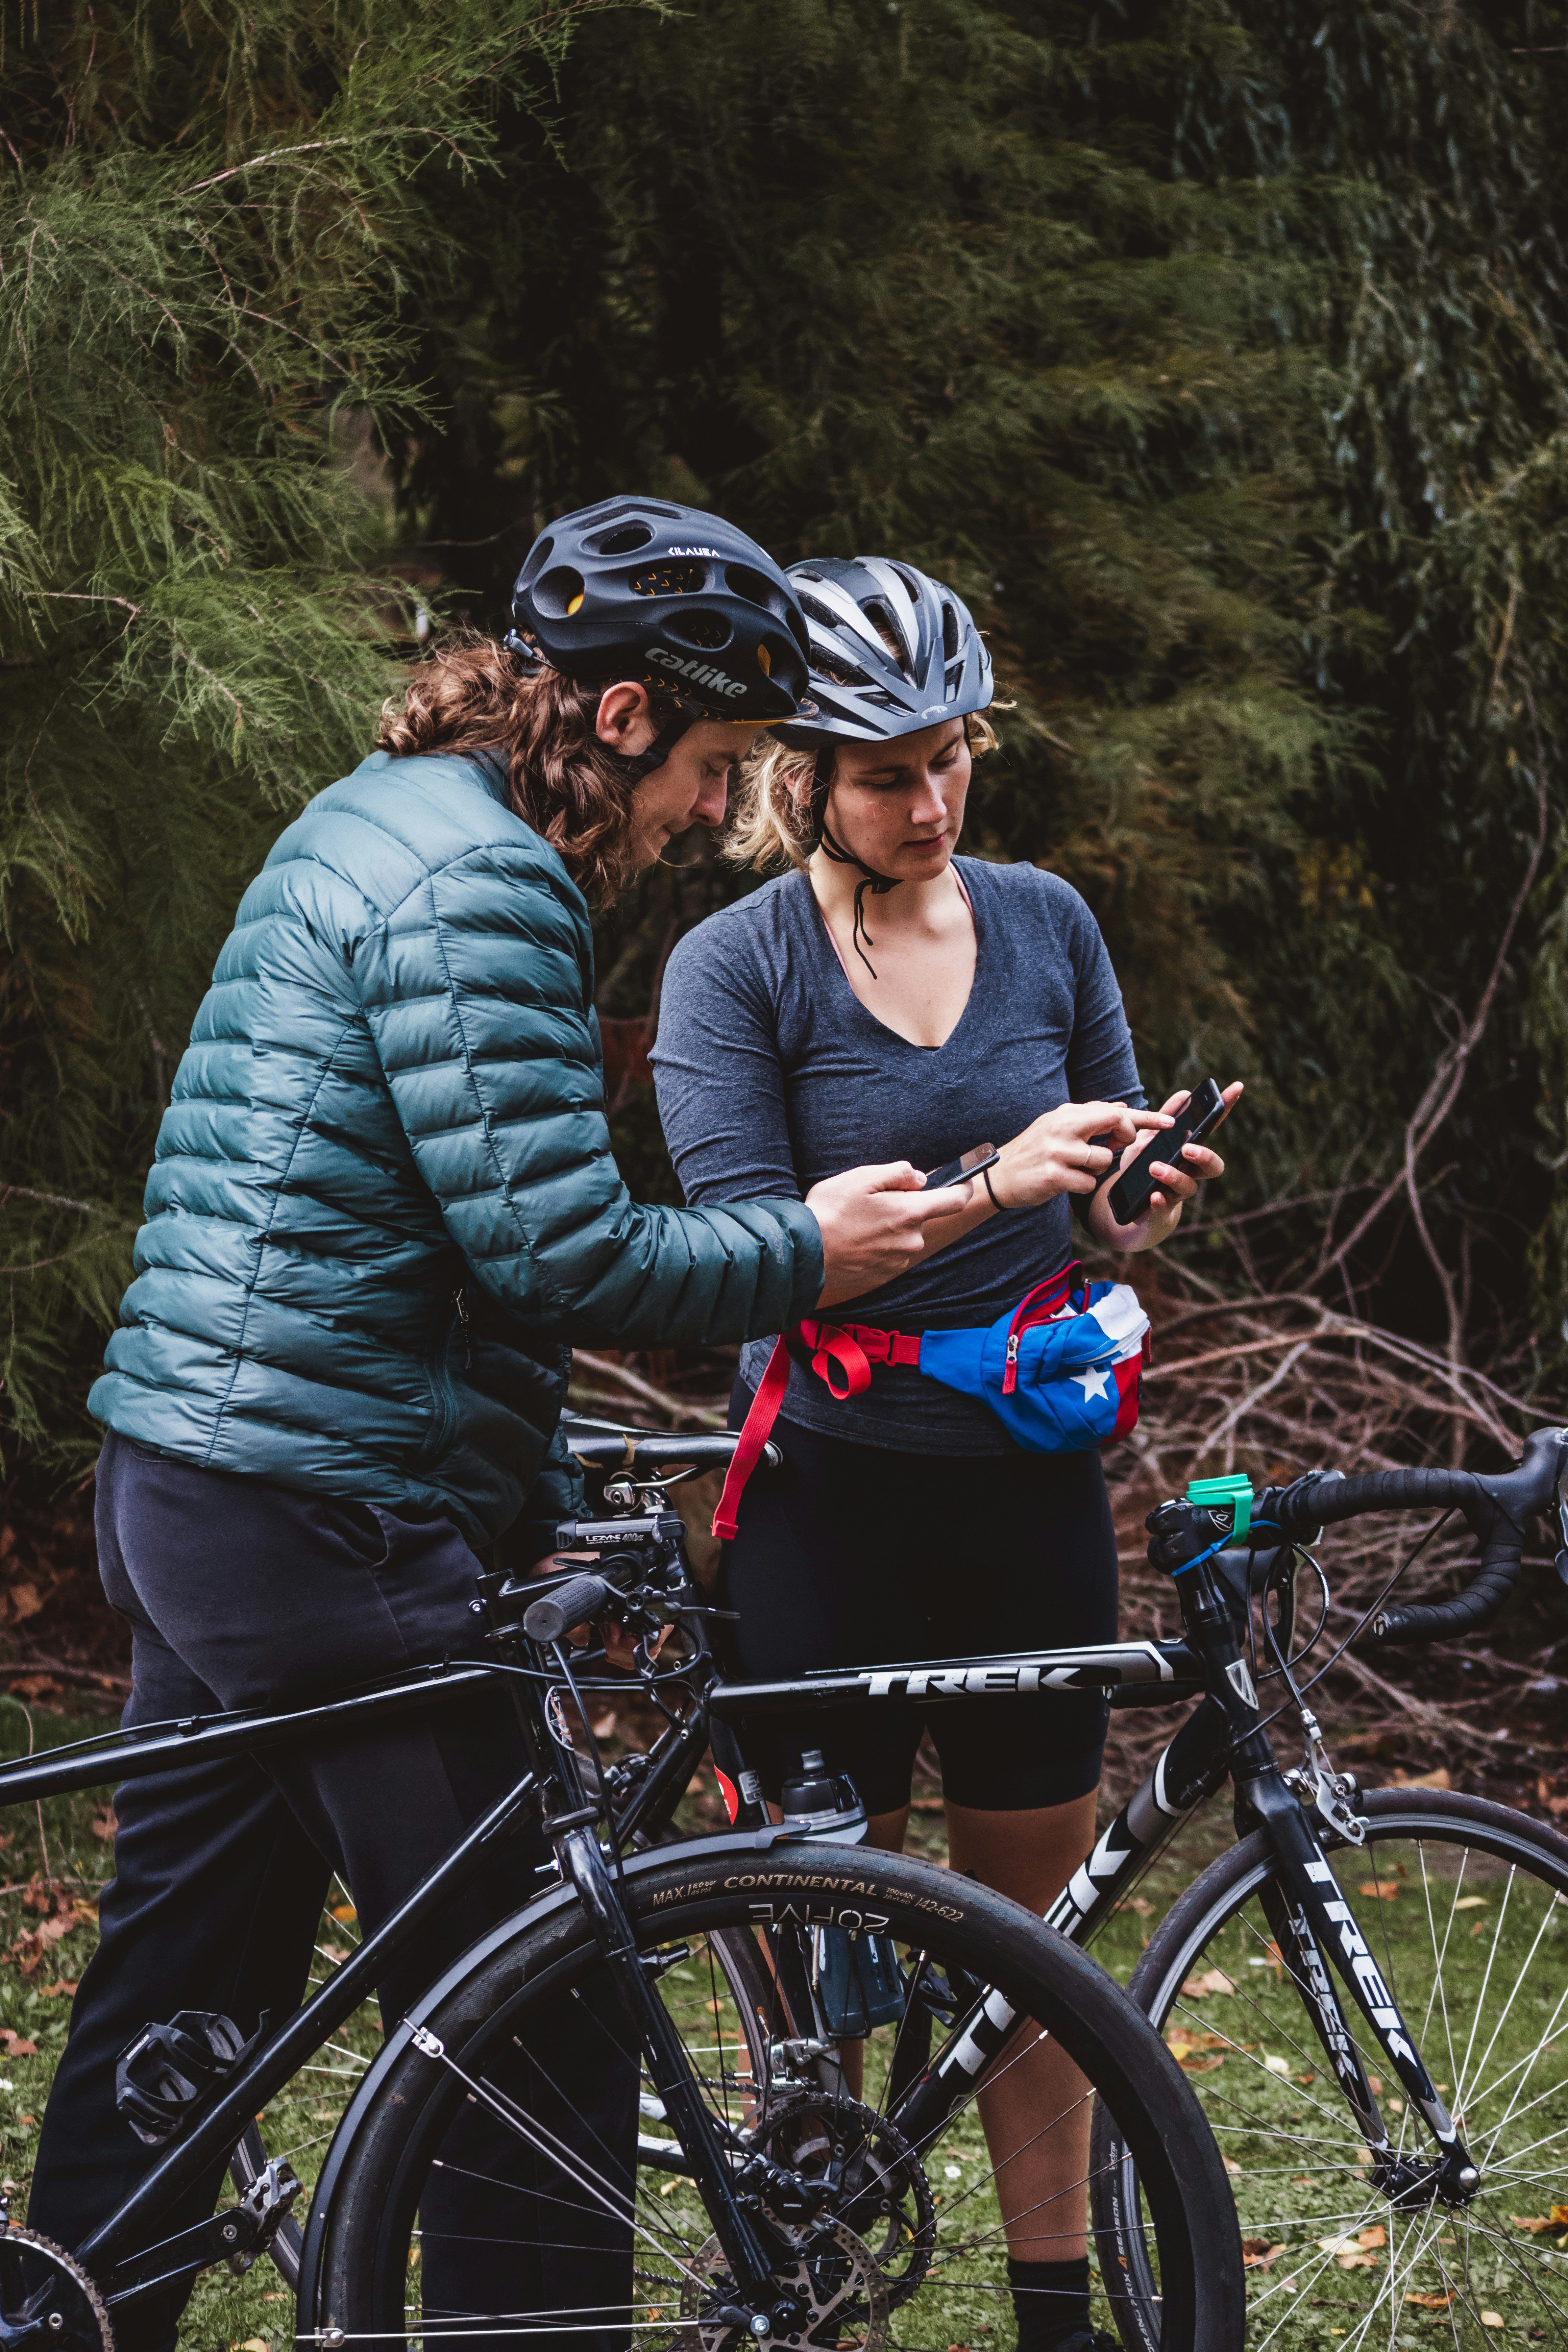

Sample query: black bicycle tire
[229,1920,784,2287]
[1089,1785,1568,2349]
[310,1844,1243,2352]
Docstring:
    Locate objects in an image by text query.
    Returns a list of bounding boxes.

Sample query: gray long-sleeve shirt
[651,857,1144,1452]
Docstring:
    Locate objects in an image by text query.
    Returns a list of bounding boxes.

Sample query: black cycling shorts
[719,1385,1119,1816]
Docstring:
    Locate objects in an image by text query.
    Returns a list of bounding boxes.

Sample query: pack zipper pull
[1003,1331,1020,1394]
[453,1285,471,1370]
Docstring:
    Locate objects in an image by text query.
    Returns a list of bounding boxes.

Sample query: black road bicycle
[0,1439,1242,2352]
[337,1409,1568,2352]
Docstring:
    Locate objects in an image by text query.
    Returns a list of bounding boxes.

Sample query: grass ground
[4,1705,1565,2350]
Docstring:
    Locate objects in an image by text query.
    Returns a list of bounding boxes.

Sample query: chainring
[0,2227,114,2352]
[741,2090,934,2305]
[677,2219,889,2352]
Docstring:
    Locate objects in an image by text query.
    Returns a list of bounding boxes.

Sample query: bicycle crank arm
[1241,1772,1479,2197]
[558,1827,786,2303]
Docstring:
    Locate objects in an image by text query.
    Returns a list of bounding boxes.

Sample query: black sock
[1007,2254,1092,2351]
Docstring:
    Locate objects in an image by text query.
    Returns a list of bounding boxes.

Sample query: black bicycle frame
[0,1500,1475,2307]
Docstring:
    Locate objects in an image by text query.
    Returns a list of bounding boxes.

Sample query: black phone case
[1107,1081,1226,1224]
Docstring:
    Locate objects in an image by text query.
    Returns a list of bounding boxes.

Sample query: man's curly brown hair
[376,632,684,904]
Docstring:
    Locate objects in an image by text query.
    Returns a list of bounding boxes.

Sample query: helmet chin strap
[809,748,899,978]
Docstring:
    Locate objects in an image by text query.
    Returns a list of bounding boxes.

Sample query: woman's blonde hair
[724,712,1000,874]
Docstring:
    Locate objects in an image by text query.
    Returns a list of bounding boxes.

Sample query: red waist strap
[711,1318,922,1541]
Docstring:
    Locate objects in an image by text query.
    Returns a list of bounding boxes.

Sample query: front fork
[507,1629,790,2313]
[1237,1770,1478,2199]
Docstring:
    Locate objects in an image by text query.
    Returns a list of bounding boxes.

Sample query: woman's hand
[1085,1081,1243,1253]
[986,1100,1173,1212]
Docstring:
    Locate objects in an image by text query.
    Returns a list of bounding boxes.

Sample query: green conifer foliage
[0,0,598,1471]
[401,0,1568,1373]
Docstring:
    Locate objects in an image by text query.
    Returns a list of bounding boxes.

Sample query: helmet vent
[725,563,785,619]
[533,565,585,619]
[862,601,910,673]
[941,599,960,660]
[631,560,708,597]
[591,522,656,556]
[520,535,555,584]
[667,610,732,651]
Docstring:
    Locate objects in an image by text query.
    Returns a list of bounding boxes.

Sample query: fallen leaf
[1241,2238,1287,2269]
[1367,2075,1383,2094]
[0,2032,35,2058]
[38,1982,75,1999]
[1181,2055,1225,2072]
[318,1944,349,1964]
[1128,1896,1153,1916]
[239,2338,271,2350]
[1297,2072,1315,2085]
[8,1585,41,1624]
[16,2116,33,2129]
[8,1677,58,1701]
[1264,2054,1291,2077]
[1222,2156,1243,2177]
[1481,2314,1504,2330]
[1404,2290,1455,2310]
[1166,2030,1228,2054]
[331,1903,357,1924]
[1356,2226,1386,2250]
[1390,1766,1451,1790]
[1357,1880,1398,1898]
[1454,1897,1488,1911]
[91,1807,116,1842]
[1180,1968,1236,1998]
[1512,2205,1568,2234]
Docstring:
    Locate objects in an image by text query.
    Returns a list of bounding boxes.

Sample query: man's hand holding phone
[809,1160,975,1307]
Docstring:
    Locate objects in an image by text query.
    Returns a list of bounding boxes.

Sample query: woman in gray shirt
[652,558,1236,2352]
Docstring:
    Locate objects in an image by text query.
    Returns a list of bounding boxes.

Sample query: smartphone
[1107,1080,1230,1224]
[923,1142,1000,1192]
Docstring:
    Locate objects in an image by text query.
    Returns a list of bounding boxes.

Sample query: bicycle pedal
[115,2010,267,2147]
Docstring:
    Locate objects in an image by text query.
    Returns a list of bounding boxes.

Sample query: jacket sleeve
[359,845,823,1347]
[514,1414,587,1562]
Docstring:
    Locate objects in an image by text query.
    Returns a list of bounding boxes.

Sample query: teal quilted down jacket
[89,750,823,1547]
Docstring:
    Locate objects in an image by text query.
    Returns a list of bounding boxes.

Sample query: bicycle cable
[1247,1507,1454,1746]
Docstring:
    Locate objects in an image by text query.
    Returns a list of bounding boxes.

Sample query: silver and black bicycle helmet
[507,497,812,779]
[779,556,993,750]
[776,557,993,973]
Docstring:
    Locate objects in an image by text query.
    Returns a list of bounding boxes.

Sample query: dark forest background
[5,0,1568,1578]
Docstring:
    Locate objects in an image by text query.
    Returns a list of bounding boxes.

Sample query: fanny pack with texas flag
[711,1261,1152,1540]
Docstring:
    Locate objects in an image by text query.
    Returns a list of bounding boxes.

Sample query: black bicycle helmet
[507,496,811,780]
[775,557,994,974]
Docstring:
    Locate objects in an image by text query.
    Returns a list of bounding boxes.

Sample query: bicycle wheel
[308,1842,1242,2351]
[1092,1785,1568,2349]
[230,1924,781,2288]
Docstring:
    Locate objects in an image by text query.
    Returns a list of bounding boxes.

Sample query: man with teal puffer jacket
[32,500,967,2350]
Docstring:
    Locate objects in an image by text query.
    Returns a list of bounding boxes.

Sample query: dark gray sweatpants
[29,1431,634,2351]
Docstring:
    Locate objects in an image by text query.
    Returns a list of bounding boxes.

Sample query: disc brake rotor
[678,2220,889,2352]
[0,2227,114,2352]
[740,2090,934,2305]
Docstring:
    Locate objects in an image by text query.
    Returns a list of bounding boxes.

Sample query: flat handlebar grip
[523,1574,614,1645]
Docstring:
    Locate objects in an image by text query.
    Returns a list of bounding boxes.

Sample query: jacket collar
[470,750,510,804]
